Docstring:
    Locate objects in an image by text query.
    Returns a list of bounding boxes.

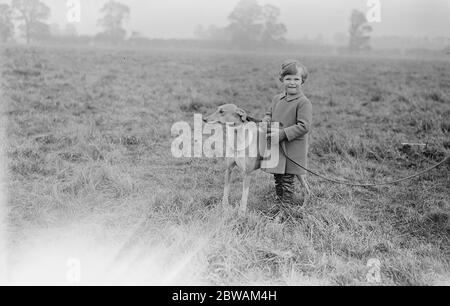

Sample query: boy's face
[282,74,302,95]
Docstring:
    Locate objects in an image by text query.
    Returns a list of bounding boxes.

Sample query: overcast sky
[42,0,450,40]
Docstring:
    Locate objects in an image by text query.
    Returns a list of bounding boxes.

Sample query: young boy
[262,60,313,205]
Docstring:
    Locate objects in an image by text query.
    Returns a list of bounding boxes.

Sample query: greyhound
[204,104,310,216]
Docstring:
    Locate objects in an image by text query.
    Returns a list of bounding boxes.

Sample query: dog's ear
[247,115,262,123]
[236,108,248,122]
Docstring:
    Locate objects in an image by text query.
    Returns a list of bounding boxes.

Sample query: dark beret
[279,60,308,84]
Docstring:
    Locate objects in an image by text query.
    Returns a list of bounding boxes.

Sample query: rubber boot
[274,174,284,201]
[280,174,295,205]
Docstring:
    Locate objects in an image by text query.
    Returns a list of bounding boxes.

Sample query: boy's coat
[263,92,313,176]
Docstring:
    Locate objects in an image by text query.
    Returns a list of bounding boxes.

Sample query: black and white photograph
[0,0,449,290]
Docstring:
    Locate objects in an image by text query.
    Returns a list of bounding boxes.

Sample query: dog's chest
[226,124,262,173]
[235,156,260,173]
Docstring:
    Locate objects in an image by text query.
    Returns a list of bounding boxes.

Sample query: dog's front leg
[222,163,234,209]
[239,174,251,216]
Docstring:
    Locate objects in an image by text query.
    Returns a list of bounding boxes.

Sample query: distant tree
[227,0,286,48]
[228,0,263,47]
[12,0,51,44]
[194,0,287,47]
[97,0,130,44]
[0,3,14,43]
[348,10,372,52]
[260,4,286,46]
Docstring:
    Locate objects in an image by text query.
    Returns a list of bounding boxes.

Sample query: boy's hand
[268,128,286,144]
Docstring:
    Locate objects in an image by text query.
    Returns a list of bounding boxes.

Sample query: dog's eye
[219,109,224,114]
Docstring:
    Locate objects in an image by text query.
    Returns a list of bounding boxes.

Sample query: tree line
[196,0,373,52]
[0,0,131,44]
[0,0,375,52]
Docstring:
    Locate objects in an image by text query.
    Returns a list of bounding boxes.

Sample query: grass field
[1,45,449,285]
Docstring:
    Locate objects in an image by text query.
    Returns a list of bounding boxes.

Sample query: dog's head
[203,104,259,126]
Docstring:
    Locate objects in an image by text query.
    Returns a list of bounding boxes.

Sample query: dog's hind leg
[239,174,251,217]
[223,160,235,209]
